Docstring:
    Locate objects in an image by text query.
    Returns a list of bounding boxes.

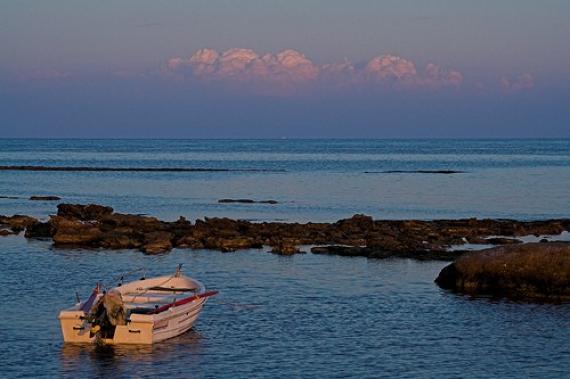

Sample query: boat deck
[121,287,198,313]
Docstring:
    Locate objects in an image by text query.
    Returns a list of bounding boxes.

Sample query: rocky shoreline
[1,203,569,259]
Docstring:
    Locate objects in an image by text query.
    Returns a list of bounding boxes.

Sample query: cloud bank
[165,48,463,93]
[500,73,535,92]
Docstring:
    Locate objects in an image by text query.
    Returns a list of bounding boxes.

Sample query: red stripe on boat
[152,290,218,314]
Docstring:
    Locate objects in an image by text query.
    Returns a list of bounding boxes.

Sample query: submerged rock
[311,245,460,260]
[29,196,61,201]
[365,170,465,174]
[435,242,570,301]
[218,199,278,204]
[270,239,304,255]
[485,237,522,245]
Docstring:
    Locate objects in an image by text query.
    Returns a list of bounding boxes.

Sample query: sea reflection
[59,330,203,376]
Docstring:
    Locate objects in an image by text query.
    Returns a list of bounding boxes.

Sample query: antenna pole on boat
[175,264,183,277]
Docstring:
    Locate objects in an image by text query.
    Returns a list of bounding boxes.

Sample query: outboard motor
[88,289,126,340]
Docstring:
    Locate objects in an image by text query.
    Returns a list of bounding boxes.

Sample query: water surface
[1,235,569,378]
[1,139,569,378]
[0,139,569,221]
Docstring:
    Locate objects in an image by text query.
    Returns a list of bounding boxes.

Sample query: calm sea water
[1,139,569,378]
[0,139,569,221]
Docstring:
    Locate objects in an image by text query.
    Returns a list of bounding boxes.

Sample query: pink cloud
[365,55,418,83]
[500,73,535,92]
[164,48,463,93]
[21,69,71,81]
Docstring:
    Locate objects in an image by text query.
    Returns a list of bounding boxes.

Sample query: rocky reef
[1,204,569,260]
[435,243,570,301]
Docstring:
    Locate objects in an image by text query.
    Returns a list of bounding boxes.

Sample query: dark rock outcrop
[218,199,278,204]
[142,231,173,254]
[30,196,61,201]
[6,203,570,260]
[57,203,114,220]
[435,242,570,301]
[311,245,461,260]
[0,215,38,232]
[270,239,304,256]
[52,217,103,246]
[24,221,54,239]
[365,170,465,174]
[0,165,286,173]
[485,237,522,245]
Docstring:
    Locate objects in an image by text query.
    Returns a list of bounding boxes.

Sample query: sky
[1,0,569,138]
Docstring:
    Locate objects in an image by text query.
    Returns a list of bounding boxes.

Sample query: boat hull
[59,297,206,345]
[59,273,212,345]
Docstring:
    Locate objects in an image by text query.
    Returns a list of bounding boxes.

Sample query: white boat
[59,266,217,345]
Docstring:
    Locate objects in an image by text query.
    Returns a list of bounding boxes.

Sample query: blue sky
[1,1,569,137]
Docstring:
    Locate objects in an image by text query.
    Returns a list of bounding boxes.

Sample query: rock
[52,217,103,246]
[175,235,205,249]
[0,215,38,232]
[218,237,257,252]
[218,199,255,204]
[218,199,279,204]
[100,230,142,249]
[366,236,408,252]
[333,214,375,240]
[365,170,464,174]
[311,245,367,257]
[435,242,570,301]
[310,246,330,254]
[466,236,488,244]
[485,237,522,245]
[24,221,54,239]
[311,245,461,261]
[29,196,61,201]
[0,229,14,236]
[0,165,285,173]
[142,231,173,254]
[3,202,569,260]
[57,204,113,220]
[271,242,302,256]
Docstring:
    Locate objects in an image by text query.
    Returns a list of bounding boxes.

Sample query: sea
[0,139,569,378]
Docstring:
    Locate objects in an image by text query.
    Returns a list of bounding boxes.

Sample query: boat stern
[58,309,94,343]
[111,315,154,344]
